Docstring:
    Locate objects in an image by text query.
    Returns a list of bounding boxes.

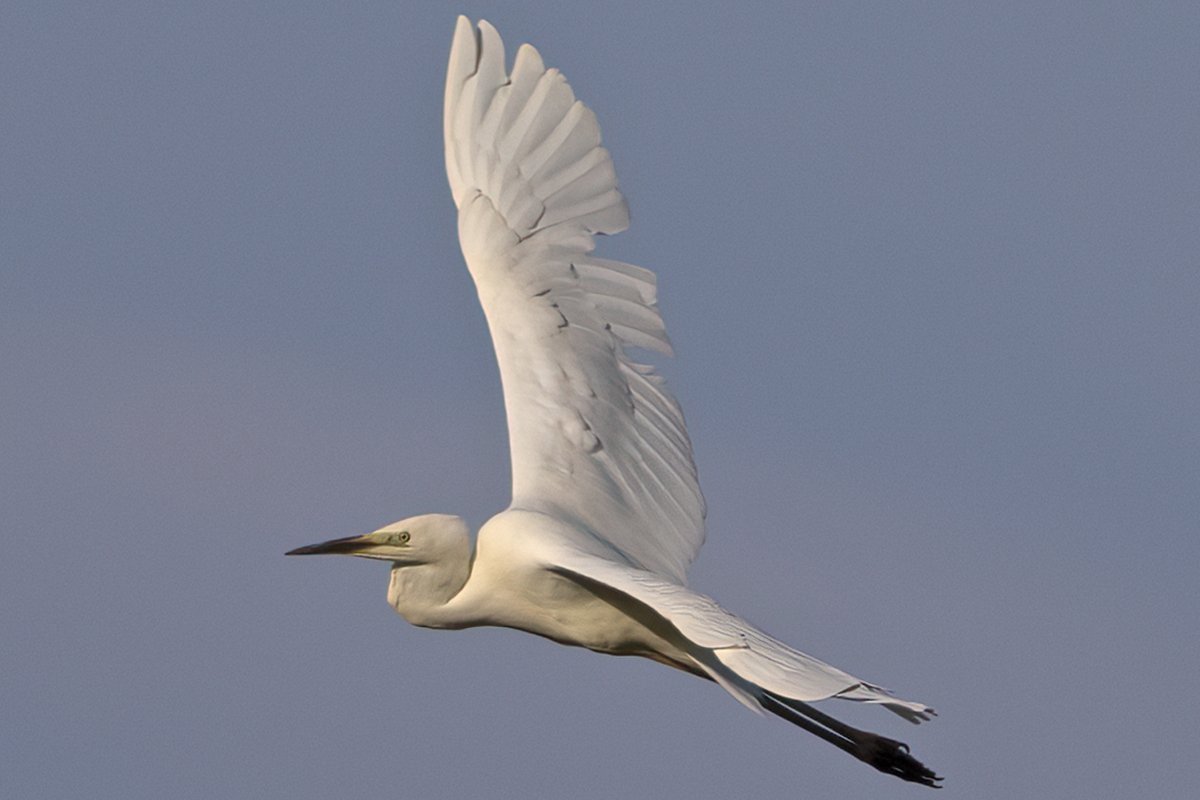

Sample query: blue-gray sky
[3,2,1198,797]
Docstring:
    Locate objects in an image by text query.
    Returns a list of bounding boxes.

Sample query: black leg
[761,692,943,788]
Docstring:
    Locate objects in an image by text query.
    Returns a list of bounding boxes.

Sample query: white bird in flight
[289,17,941,787]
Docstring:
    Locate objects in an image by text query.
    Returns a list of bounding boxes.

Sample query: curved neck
[387,548,473,629]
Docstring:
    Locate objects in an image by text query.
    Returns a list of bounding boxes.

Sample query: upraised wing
[444,17,705,584]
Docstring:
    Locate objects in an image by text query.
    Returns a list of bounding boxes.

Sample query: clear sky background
[4,2,1198,798]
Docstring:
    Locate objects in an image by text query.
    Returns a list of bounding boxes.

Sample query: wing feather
[551,547,935,722]
[445,18,704,583]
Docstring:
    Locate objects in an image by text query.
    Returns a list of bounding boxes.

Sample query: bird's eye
[391,531,410,545]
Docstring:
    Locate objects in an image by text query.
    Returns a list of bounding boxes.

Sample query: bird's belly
[480,568,694,666]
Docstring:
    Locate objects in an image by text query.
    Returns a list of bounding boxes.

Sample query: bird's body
[391,511,697,672]
[289,17,942,787]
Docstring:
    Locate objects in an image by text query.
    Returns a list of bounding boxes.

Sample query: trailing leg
[761,691,942,788]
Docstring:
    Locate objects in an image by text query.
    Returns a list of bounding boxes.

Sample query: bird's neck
[387,554,473,629]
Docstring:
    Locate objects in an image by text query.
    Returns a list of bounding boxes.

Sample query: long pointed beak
[286,534,373,556]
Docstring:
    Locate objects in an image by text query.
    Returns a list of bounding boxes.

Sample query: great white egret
[289,17,941,787]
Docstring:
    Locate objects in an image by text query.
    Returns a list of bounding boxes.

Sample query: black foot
[857,732,943,788]
[760,692,943,788]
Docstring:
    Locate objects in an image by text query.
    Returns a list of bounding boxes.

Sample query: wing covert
[444,17,705,583]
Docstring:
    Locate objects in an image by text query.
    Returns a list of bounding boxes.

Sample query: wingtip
[514,42,544,74]
[475,19,506,76]
[452,14,473,44]
[448,15,479,75]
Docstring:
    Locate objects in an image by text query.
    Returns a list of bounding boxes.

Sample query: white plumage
[446,17,703,585]
[290,17,940,787]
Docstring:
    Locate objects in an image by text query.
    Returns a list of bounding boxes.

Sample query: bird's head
[286,513,470,564]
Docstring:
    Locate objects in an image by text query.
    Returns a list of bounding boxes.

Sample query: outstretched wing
[444,17,704,584]
[550,545,935,724]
